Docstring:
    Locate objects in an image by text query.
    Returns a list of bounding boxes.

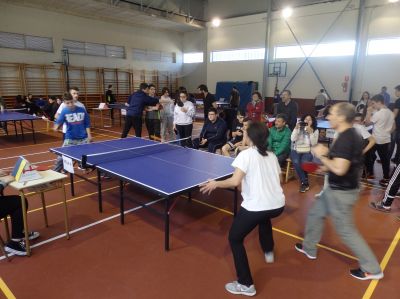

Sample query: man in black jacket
[121,83,159,138]
[193,108,228,153]
[277,89,298,131]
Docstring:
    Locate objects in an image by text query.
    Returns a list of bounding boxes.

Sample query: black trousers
[228,206,284,286]
[192,138,225,153]
[175,124,193,147]
[364,147,376,175]
[373,143,391,179]
[383,163,400,207]
[145,118,161,140]
[0,195,27,239]
[390,130,400,164]
[121,115,142,138]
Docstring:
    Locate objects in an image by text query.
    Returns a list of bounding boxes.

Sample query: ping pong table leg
[165,197,170,251]
[97,169,103,213]
[233,187,238,217]
[120,180,124,224]
[20,120,25,140]
[97,170,103,213]
[31,120,36,144]
[13,120,17,138]
[70,173,75,196]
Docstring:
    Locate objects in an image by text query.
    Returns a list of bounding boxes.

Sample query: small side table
[9,170,70,256]
[91,108,112,128]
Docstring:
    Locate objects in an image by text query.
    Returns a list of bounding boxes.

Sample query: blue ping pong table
[50,137,236,250]
[0,110,41,143]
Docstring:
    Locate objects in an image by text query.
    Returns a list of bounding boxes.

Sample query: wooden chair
[285,158,294,183]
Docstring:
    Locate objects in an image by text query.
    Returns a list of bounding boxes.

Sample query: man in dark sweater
[121,83,159,138]
[193,108,228,153]
[42,96,59,121]
[277,89,298,131]
[198,84,217,121]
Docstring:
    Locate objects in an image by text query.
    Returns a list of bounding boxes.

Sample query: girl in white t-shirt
[200,122,285,297]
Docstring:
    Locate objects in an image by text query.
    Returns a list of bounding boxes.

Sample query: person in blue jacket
[121,83,159,138]
[193,108,228,153]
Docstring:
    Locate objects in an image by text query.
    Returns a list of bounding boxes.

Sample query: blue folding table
[0,109,41,143]
[50,137,236,250]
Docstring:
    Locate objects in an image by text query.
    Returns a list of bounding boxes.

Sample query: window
[132,48,176,63]
[183,52,203,63]
[63,39,125,58]
[0,31,53,52]
[210,48,264,62]
[274,41,355,59]
[367,38,400,55]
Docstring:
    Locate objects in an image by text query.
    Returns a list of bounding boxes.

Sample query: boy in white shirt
[365,94,394,186]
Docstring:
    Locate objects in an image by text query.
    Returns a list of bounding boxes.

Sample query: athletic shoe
[379,179,389,187]
[369,201,391,213]
[314,190,323,199]
[294,243,316,260]
[265,251,274,263]
[4,240,27,256]
[350,268,384,280]
[27,231,40,241]
[225,281,256,297]
[300,183,310,193]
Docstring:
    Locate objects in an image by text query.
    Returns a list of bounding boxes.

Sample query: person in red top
[246,92,265,122]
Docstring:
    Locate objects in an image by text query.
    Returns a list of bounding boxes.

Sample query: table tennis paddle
[301,162,320,173]
[34,165,49,171]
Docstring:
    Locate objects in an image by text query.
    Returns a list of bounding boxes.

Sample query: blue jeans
[290,150,313,185]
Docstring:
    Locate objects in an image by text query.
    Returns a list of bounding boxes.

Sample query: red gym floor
[0,118,399,299]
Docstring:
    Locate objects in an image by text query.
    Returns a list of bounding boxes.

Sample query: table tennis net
[82,138,187,167]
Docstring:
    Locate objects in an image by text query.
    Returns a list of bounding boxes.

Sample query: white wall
[183,0,400,102]
[0,2,183,72]
[182,30,207,92]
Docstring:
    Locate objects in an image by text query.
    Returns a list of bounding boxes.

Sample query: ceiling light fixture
[282,7,293,19]
[211,18,221,28]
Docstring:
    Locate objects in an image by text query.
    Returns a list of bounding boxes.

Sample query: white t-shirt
[370,108,394,144]
[232,147,285,211]
[56,100,86,133]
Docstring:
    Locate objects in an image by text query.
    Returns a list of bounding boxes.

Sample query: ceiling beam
[119,0,205,28]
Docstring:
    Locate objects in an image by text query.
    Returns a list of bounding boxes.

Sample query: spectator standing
[277,90,298,131]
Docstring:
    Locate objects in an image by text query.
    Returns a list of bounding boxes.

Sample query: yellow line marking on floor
[362,228,400,299]
[0,278,16,299]
[189,196,358,261]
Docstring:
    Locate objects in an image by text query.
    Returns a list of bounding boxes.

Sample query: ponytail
[247,122,268,156]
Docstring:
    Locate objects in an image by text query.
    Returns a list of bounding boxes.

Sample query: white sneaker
[225,281,256,297]
[265,251,274,263]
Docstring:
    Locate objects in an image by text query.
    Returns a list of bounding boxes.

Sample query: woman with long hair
[246,91,265,122]
[290,114,319,192]
[200,122,285,297]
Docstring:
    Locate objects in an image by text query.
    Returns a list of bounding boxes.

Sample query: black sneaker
[369,201,391,213]
[300,183,310,193]
[5,240,27,256]
[350,268,383,280]
[294,243,316,259]
[379,179,389,187]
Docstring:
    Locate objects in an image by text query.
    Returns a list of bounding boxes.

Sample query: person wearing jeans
[364,94,394,187]
[290,114,319,193]
[200,122,285,297]
[295,102,383,281]
[159,87,175,141]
